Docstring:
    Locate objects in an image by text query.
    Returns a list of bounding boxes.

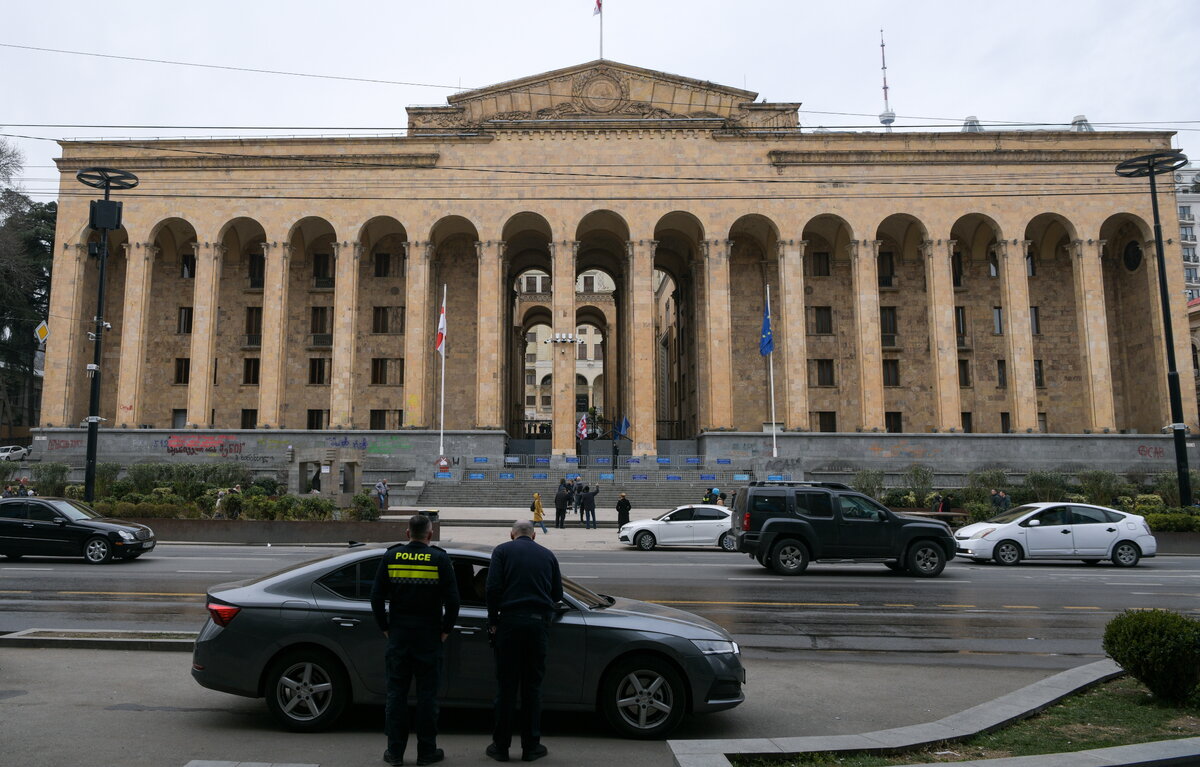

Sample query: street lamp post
[75,167,139,503]
[1115,151,1192,507]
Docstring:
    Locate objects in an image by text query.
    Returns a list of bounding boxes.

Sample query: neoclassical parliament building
[39,60,1199,472]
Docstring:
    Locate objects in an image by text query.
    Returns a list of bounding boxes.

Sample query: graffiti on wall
[1136,444,1166,459]
[47,438,83,451]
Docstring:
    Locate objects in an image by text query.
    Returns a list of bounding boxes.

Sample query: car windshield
[987,505,1037,524]
[563,576,608,609]
[654,508,683,520]
[46,499,102,521]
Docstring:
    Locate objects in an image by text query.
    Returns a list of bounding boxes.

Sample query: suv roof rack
[746,480,852,490]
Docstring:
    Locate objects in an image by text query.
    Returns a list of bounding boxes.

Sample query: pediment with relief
[406,60,799,131]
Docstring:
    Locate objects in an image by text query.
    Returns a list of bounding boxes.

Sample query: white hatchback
[0,445,29,462]
[619,504,736,551]
[955,502,1157,567]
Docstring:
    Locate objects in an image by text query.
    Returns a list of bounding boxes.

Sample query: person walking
[553,479,569,530]
[997,490,1012,512]
[615,492,631,527]
[579,484,600,529]
[371,514,459,767]
[375,478,390,512]
[486,520,562,763]
[530,492,547,534]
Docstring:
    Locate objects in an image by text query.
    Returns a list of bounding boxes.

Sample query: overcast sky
[3,0,1198,201]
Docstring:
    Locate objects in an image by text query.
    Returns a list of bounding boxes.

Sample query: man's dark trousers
[386,626,443,760]
[492,612,550,752]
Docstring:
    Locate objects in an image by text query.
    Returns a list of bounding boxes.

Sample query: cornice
[54,152,441,173]
[766,148,1149,166]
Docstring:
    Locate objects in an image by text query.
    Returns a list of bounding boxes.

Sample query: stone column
[475,240,505,429]
[402,241,431,428]
[41,243,91,426]
[258,240,292,428]
[1069,239,1117,432]
[330,240,363,429]
[688,261,710,430]
[702,239,734,430]
[550,241,577,455]
[627,239,659,454]
[777,239,809,429]
[998,240,1038,431]
[186,242,222,428]
[114,242,157,427]
[924,239,962,431]
[850,240,884,431]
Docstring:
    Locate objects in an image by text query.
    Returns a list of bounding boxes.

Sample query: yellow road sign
[34,320,49,343]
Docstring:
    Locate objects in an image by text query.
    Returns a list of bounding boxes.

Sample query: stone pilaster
[115,242,157,427]
[186,241,222,428]
[330,240,363,429]
[402,241,431,428]
[627,239,659,455]
[258,240,292,428]
[702,239,734,430]
[777,239,809,429]
[41,243,88,426]
[551,241,577,455]
[475,240,505,429]
[998,240,1037,431]
[924,239,962,431]
[1069,239,1116,432]
[851,240,884,430]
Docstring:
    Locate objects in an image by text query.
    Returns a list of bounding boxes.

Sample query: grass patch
[734,676,1200,766]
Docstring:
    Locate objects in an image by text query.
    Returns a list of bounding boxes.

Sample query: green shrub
[251,476,282,496]
[126,463,170,494]
[93,501,114,517]
[1144,513,1198,533]
[881,488,908,507]
[964,468,1010,504]
[276,494,300,519]
[851,469,884,501]
[103,478,133,500]
[1076,470,1124,507]
[923,492,941,509]
[0,462,16,485]
[1008,486,1037,506]
[1024,470,1068,502]
[902,464,934,501]
[95,463,121,499]
[201,463,252,490]
[221,492,244,520]
[964,501,992,523]
[63,484,85,500]
[31,462,70,497]
[1135,494,1166,516]
[1151,471,1200,509]
[294,495,336,521]
[196,488,220,515]
[242,495,280,521]
[1115,495,1135,512]
[1063,493,1087,504]
[244,484,267,498]
[350,492,380,522]
[1103,609,1200,703]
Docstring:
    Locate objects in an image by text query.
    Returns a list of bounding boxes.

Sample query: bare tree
[0,139,20,187]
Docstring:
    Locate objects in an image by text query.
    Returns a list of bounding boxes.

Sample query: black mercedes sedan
[0,497,156,563]
[192,542,745,739]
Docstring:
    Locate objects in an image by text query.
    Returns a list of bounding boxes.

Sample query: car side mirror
[53,517,67,525]
[554,601,573,614]
[1027,519,1041,527]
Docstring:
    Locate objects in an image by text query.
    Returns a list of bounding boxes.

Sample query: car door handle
[1106,527,1116,532]
[331,616,361,627]
[21,523,33,528]
[1060,529,1071,535]
[453,625,479,635]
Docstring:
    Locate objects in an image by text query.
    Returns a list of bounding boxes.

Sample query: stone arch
[726,214,781,431]
[428,216,480,430]
[874,214,933,433]
[141,218,199,427]
[352,216,408,429]
[504,216,554,437]
[211,217,266,429]
[800,214,857,432]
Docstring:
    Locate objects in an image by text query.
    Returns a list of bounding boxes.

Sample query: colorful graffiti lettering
[1137,445,1166,458]
[325,436,368,450]
[47,439,83,451]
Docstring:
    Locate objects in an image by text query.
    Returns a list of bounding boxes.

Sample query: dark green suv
[731,481,955,577]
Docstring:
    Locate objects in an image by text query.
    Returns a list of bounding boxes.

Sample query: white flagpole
[439,284,446,458]
[766,284,778,458]
[600,4,604,59]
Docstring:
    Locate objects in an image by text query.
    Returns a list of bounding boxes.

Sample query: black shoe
[383,750,404,766]
[416,749,444,766]
[486,743,510,762]
[522,744,548,762]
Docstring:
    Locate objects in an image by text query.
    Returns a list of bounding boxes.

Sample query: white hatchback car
[955,502,1157,567]
[0,445,30,462]
[619,504,736,551]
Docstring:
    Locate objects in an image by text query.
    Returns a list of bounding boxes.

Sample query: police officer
[371,514,459,766]
[485,520,563,763]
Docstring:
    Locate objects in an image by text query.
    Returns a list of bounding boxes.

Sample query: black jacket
[370,541,460,634]
[580,488,600,512]
[486,536,563,625]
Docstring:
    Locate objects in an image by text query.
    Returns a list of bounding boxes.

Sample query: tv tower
[879,29,895,132]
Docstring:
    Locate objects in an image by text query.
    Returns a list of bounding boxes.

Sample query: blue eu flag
[759,303,774,356]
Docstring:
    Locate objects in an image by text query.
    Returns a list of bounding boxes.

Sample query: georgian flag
[435,297,446,357]
[594,0,602,15]
[577,415,589,439]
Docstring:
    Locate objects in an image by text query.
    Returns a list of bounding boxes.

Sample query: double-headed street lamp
[1115,151,1192,507]
[75,167,138,503]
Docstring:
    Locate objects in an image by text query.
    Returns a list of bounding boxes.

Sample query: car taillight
[741,512,751,531]
[207,602,240,627]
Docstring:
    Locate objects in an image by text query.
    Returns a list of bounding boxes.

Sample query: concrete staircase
[416,471,754,510]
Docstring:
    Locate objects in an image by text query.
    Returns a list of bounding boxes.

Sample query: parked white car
[955,502,1157,567]
[619,504,736,551]
[0,445,30,462]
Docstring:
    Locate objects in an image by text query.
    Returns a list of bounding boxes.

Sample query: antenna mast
[879,29,895,132]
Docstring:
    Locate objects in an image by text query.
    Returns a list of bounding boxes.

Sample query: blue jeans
[492,613,550,752]
[583,508,596,528]
[385,626,443,759]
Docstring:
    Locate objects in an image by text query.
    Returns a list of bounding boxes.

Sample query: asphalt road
[2,544,1198,666]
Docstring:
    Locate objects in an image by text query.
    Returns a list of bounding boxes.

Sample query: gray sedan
[191,542,745,739]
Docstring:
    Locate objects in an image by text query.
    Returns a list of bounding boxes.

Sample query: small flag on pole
[593,0,602,15]
[617,416,630,438]
[577,415,589,440]
[435,296,447,357]
[759,301,774,356]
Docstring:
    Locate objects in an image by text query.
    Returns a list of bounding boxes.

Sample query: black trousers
[554,504,567,528]
[385,626,443,759]
[492,612,550,751]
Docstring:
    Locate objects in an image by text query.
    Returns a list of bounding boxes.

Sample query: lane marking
[884,603,914,607]
[176,570,233,574]
[0,567,54,571]
[567,575,598,579]
[939,604,976,608]
[59,591,204,597]
[0,590,32,594]
[649,599,859,607]
[1106,582,1160,586]
[1062,606,1100,610]
[727,577,780,581]
[1002,605,1039,609]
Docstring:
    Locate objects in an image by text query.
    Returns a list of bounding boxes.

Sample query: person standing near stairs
[530,492,547,534]
[553,480,569,529]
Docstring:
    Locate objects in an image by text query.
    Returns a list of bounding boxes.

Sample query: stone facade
[40,59,1199,464]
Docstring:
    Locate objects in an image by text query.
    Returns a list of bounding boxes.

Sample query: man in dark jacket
[485,520,563,762]
[553,479,570,529]
[579,485,600,529]
[371,514,459,766]
[615,492,631,527]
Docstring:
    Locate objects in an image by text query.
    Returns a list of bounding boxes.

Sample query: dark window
[1034,507,1071,527]
[370,410,388,430]
[1071,506,1117,525]
[373,307,390,334]
[993,306,1004,335]
[27,503,60,523]
[811,359,835,387]
[1034,359,1045,388]
[750,493,786,515]
[667,508,696,522]
[1038,412,1048,433]
[794,492,833,518]
[372,358,401,385]
[247,251,265,288]
[958,359,971,387]
[313,253,333,286]
[174,358,190,385]
[1026,253,1036,277]
[812,252,831,277]
[882,359,900,387]
[812,306,833,334]
[524,275,539,293]
[1030,306,1041,335]
[0,502,27,520]
[307,409,329,430]
[997,359,1007,388]
[374,253,391,278]
[309,358,330,385]
[318,558,380,600]
[594,344,602,359]
[1000,411,1012,433]
[577,343,587,360]
[243,358,260,385]
[880,307,898,345]
[814,411,837,432]
[952,252,964,287]
[839,495,886,521]
[172,409,187,429]
[583,275,595,292]
[177,307,193,335]
[885,411,903,433]
[245,306,263,334]
[877,251,895,287]
[241,409,257,429]
[693,508,727,521]
[961,411,973,433]
[181,253,196,279]
[955,306,967,347]
[988,254,999,278]
[311,306,331,334]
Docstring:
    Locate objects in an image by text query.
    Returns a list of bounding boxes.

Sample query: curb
[667,659,1198,767]
[0,628,196,652]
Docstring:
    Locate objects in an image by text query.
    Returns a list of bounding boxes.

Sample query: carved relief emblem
[573,69,628,114]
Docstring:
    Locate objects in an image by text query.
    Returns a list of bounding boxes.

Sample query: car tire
[1111,542,1141,568]
[264,649,350,732]
[600,654,687,739]
[906,541,947,578]
[718,532,737,552]
[993,540,1022,566]
[769,539,809,575]
[635,532,656,551]
[83,536,113,564]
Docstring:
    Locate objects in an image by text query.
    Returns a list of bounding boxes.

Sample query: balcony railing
[243,333,262,348]
[309,333,333,347]
[313,276,335,289]
[881,333,898,348]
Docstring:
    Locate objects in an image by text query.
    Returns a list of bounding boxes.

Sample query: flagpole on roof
[766,284,778,458]
[439,284,446,458]
[595,0,603,60]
